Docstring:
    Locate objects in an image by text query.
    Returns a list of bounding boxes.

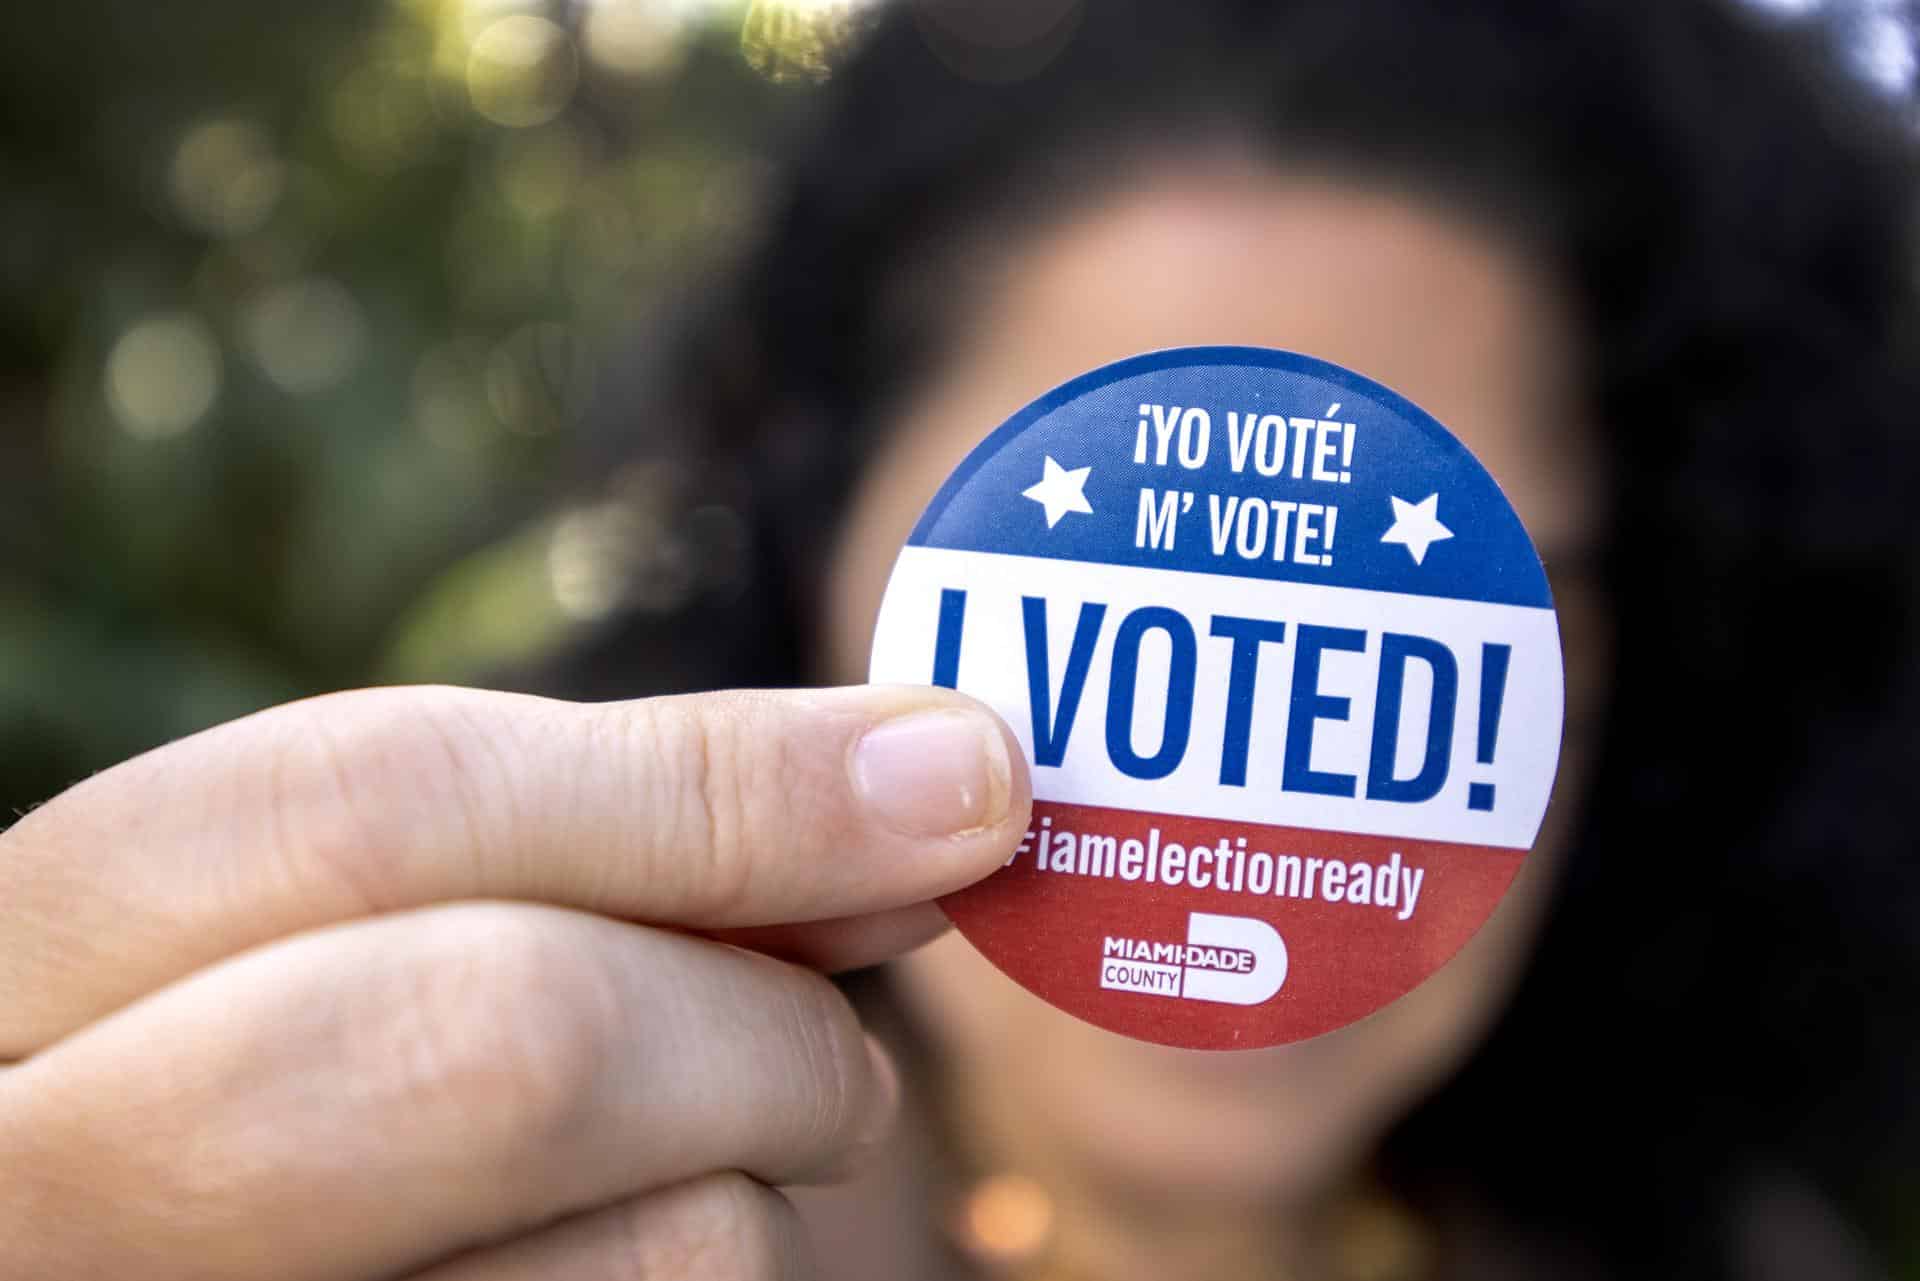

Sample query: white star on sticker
[1022,456,1094,529]
[1380,492,1454,565]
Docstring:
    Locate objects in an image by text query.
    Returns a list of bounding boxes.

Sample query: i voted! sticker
[868,347,1563,1049]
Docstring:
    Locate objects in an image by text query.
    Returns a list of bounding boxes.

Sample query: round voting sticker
[868,347,1564,1049]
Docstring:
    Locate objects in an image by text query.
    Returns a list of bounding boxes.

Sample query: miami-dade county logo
[1100,912,1287,1006]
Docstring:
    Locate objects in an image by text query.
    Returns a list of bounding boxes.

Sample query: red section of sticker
[941,799,1526,1050]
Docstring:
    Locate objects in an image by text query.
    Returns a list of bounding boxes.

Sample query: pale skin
[0,161,1605,1280]
[0,683,1032,1279]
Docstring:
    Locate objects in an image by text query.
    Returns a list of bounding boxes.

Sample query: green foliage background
[0,0,811,819]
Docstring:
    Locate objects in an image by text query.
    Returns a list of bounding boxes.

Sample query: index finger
[0,684,1029,1056]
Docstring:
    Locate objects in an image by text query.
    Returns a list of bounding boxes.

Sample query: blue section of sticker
[908,346,1552,609]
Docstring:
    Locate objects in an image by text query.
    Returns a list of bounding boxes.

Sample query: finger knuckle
[622,694,773,919]
[268,687,515,910]
[769,967,872,1154]
[628,1173,804,1281]
[375,909,612,1162]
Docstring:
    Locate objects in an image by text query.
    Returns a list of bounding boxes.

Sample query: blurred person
[1,2,1916,1280]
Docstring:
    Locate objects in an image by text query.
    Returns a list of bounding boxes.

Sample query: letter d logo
[1181,913,1287,1006]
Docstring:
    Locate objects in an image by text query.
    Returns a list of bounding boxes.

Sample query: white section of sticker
[870,545,1562,850]
[1181,912,1288,1006]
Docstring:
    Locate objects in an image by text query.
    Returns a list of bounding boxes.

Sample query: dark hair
[538,2,1920,1275]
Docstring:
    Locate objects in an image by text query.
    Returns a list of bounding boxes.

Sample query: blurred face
[824,155,1607,1208]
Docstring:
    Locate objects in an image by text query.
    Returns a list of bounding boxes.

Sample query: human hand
[0,684,1029,1279]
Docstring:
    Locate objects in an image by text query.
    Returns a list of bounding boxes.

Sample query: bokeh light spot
[493,125,587,220]
[1855,10,1916,90]
[583,1,686,78]
[329,63,438,172]
[485,321,589,435]
[467,15,579,127]
[548,499,643,619]
[740,0,866,83]
[241,277,369,395]
[412,338,496,452]
[169,118,286,238]
[951,1172,1054,1266]
[105,312,223,439]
